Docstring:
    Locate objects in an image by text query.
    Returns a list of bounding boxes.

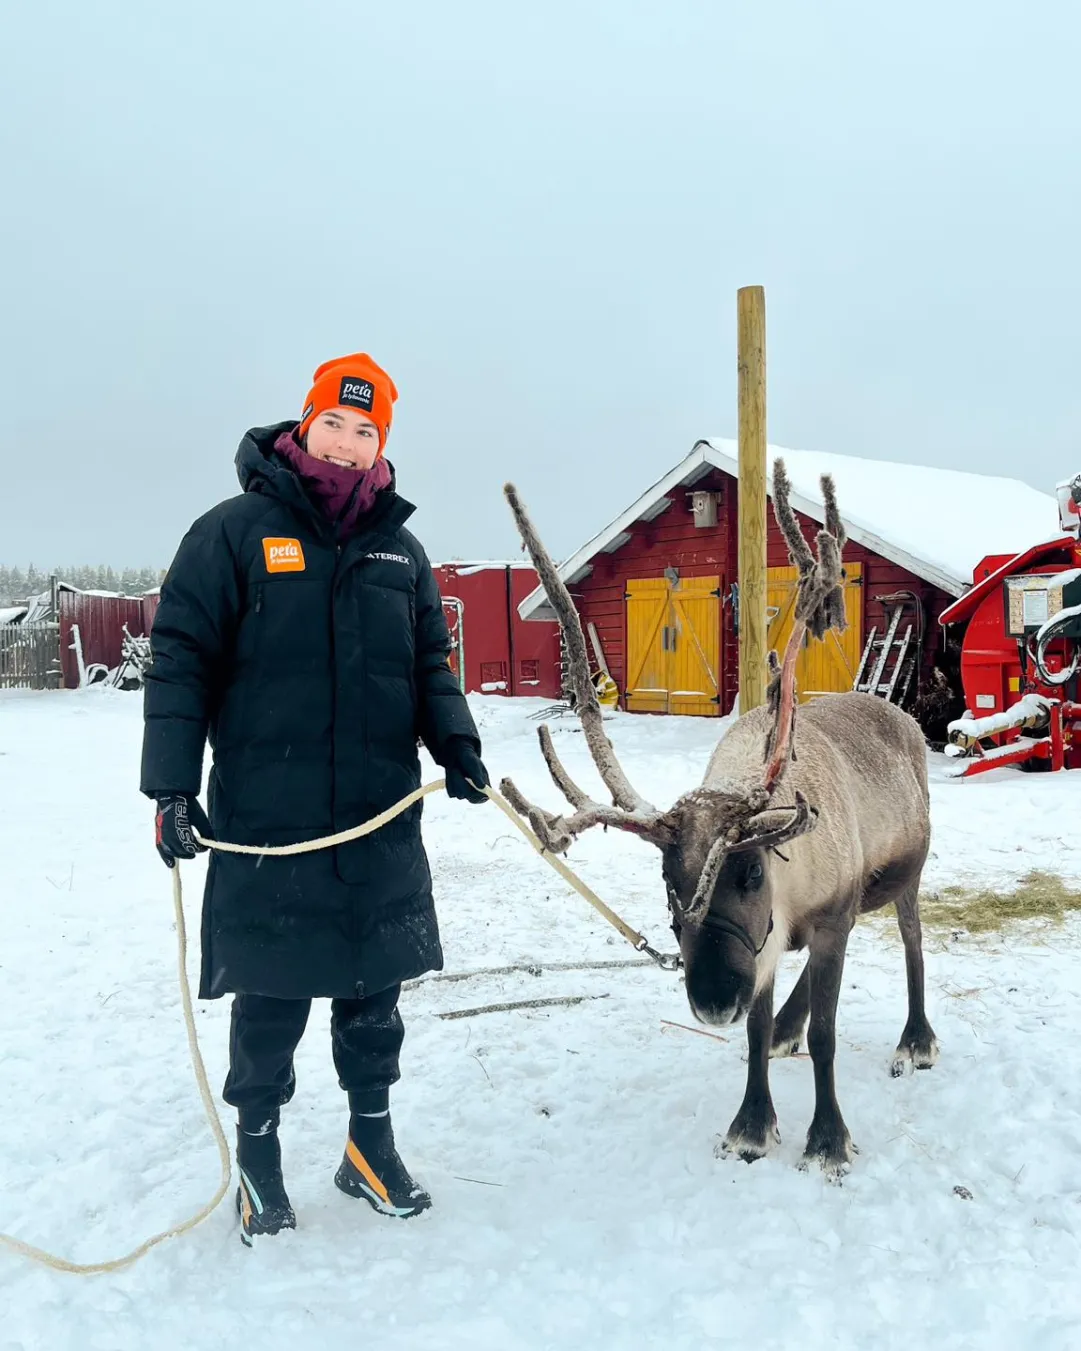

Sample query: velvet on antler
[499,484,675,853]
[762,460,848,794]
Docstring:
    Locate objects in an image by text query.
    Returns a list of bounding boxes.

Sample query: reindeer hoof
[890,1049,913,1078]
[717,1119,780,1163]
[891,1031,940,1077]
[799,1145,854,1181]
[800,1122,855,1180]
[799,1151,852,1182]
[770,1033,802,1059]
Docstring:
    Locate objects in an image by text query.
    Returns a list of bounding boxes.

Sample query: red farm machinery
[940,474,1081,776]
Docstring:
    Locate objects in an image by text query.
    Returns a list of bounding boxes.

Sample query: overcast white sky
[2,0,1079,569]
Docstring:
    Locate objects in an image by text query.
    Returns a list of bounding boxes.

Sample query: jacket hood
[234,421,413,536]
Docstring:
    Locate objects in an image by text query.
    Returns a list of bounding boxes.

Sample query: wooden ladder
[853,599,917,704]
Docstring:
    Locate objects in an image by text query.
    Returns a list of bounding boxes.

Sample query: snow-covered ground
[2,689,1081,1351]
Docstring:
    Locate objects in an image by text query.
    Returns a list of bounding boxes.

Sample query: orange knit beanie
[298,353,398,454]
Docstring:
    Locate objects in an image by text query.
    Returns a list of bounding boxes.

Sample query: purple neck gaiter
[274,430,393,540]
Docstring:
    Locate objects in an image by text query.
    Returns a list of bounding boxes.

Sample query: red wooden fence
[58,591,159,688]
[56,575,563,701]
[432,563,561,699]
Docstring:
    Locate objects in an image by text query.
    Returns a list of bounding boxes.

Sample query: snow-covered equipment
[501,466,937,1177]
[941,471,1081,776]
[110,624,153,689]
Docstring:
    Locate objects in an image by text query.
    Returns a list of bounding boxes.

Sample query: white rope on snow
[0,779,670,1274]
[0,867,232,1274]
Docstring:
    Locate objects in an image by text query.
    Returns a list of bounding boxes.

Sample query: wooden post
[737,285,767,713]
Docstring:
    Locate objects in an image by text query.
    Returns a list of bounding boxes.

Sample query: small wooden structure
[59,590,157,689]
[0,582,160,690]
[517,442,1056,717]
[431,562,561,700]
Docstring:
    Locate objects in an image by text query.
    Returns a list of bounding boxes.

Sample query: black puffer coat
[140,422,479,1000]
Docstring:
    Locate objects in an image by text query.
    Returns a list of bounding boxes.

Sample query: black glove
[443,740,490,805]
[154,794,211,868]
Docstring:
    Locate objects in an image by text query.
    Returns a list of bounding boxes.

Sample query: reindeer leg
[800,921,855,1179]
[771,959,810,1058]
[718,973,780,1163]
[891,880,940,1077]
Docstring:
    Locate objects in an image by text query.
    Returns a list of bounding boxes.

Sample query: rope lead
[0,779,676,1275]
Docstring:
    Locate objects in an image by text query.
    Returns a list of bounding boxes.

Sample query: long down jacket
[140,422,479,1001]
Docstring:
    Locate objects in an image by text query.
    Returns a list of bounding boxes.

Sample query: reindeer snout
[680,924,757,1027]
[688,994,746,1028]
[683,961,752,1027]
[689,988,745,1026]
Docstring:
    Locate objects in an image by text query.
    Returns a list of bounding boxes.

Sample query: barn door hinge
[711,588,722,597]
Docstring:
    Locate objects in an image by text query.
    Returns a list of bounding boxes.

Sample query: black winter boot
[334,1112,431,1218]
[235,1120,296,1246]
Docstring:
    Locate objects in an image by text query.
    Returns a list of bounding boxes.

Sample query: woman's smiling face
[305,407,381,470]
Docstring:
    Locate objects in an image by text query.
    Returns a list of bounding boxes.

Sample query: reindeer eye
[745,862,764,889]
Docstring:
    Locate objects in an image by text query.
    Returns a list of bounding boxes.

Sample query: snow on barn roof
[518,438,1060,621]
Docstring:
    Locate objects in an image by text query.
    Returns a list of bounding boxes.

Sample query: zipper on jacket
[335,480,362,533]
[254,585,264,614]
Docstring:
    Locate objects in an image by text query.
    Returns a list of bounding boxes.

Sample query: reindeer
[502,463,938,1177]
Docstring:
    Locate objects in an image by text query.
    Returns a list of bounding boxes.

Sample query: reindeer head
[501,461,846,1026]
[659,783,815,1023]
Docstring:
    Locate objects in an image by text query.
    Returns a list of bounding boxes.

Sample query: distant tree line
[0,564,166,604]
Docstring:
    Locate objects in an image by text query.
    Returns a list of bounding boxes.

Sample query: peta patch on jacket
[339,376,375,412]
[262,537,307,573]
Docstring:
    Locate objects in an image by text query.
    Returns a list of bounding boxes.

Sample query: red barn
[432,561,561,700]
[517,440,1056,717]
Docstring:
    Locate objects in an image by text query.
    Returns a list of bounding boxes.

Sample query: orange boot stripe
[345,1139,391,1205]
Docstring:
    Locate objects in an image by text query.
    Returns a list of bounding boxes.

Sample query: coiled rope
[0,779,673,1274]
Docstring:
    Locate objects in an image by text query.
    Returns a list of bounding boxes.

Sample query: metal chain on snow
[0,779,676,1276]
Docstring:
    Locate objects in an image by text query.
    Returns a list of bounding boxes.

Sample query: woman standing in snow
[140,353,489,1245]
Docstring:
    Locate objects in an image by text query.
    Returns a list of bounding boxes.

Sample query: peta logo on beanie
[339,377,375,412]
[262,538,307,574]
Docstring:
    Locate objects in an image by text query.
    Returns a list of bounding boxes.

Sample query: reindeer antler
[729,791,818,854]
[500,484,675,853]
[762,460,847,794]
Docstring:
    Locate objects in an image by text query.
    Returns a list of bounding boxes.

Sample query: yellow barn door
[766,563,863,701]
[625,576,721,717]
[625,579,670,713]
[669,577,721,716]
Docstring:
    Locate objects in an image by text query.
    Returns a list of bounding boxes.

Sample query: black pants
[222,985,404,1130]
